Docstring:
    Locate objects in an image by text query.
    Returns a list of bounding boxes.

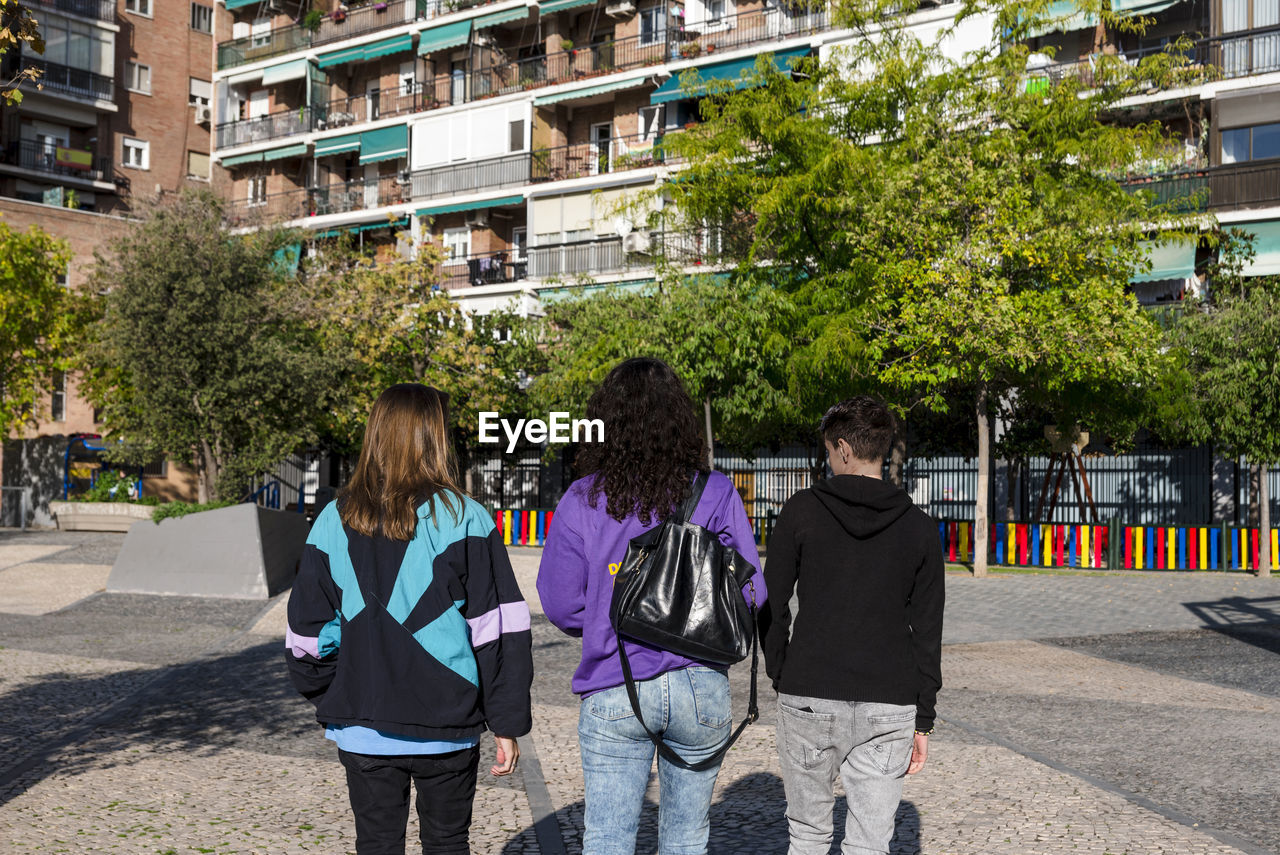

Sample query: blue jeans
[578,666,732,855]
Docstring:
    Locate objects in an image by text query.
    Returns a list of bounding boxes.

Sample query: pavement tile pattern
[0,534,1276,854]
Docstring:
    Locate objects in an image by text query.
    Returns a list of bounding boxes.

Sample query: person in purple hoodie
[537,357,767,855]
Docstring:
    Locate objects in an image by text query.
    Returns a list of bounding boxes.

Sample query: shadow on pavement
[1184,595,1280,660]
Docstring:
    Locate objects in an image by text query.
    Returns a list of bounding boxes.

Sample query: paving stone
[0,562,112,615]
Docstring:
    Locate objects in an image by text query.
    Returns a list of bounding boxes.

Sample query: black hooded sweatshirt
[760,474,945,732]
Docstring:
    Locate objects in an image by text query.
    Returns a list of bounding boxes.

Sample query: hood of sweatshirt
[810,475,914,539]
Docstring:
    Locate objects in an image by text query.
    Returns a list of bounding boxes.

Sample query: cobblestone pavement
[0,533,1277,854]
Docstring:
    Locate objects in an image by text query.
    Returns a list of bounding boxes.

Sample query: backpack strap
[674,470,709,525]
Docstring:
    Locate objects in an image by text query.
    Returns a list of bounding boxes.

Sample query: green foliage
[79,470,137,502]
[151,500,236,523]
[1,0,45,105]
[534,274,805,453]
[0,220,85,437]
[82,190,338,502]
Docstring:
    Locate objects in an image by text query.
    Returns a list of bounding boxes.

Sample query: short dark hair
[820,396,895,463]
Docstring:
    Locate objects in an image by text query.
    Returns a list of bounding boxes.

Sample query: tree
[533,273,806,463]
[1,0,44,104]
[82,191,336,502]
[658,0,1206,574]
[0,220,82,438]
[1163,231,1280,577]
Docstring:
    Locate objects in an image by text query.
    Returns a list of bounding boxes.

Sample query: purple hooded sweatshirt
[537,470,767,697]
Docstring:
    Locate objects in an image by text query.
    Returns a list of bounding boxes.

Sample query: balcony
[217,0,416,69]
[226,174,409,224]
[315,83,431,130]
[33,0,116,23]
[527,229,728,279]
[532,133,669,182]
[217,105,319,149]
[1121,161,1280,212]
[1,139,112,183]
[436,249,528,289]
[412,152,531,200]
[5,55,113,101]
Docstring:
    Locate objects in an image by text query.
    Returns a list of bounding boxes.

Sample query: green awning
[1240,221,1280,277]
[1132,240,1196,283]
[359,125,408,164]
[473,6,530,29]
[223,0,258,10]
[539,0,596,13]
[262,143,308,162]
[534,75,650,106]
[315,132,362,157]
[362,33,414,60]
[1112,0,1185,14]
[317,45,368,69]
[1026,0,1097,37]
[314,216,410,239]
[221,151,263,167]
[262,59,310,85]
[650,47,810,104]
[416,194,524,216]
[418,20,472,55]
[273,243,302,276]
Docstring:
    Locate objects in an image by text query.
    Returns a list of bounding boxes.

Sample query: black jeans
[338,746,480,854]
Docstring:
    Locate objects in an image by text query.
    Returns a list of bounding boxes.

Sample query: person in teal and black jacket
[286,383,533,855]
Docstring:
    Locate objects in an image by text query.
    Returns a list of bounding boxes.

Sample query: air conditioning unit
[193,103,212,125]
[465,210,489,228]
[622,230,650,254]
[605,1,636,18]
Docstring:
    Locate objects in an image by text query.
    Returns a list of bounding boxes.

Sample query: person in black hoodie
[760,395,944,855]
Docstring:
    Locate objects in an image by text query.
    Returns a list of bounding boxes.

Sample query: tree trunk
[888,435,906,488]
[1261,460,1273,578]
[1249,463,1261,526]
[199,438,220,502]
[704,397,714,471]
[1005,458,1020,521]
[974,385,990,577]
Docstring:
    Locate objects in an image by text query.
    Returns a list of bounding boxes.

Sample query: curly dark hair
[575,357,708,525]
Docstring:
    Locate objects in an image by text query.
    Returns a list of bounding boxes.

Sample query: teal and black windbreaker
[285,494,533,740]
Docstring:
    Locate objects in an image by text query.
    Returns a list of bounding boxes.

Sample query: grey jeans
[775,693,916,855]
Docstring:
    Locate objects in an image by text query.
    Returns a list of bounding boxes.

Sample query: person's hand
[907,732,928,775]
[491,735,520,776]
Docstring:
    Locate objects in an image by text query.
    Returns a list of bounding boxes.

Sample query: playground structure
[62,435,142,501]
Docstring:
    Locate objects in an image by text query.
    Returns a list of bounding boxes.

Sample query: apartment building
[0,0,215,513]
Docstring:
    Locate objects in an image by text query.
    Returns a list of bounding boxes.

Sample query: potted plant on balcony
[680,41,702,59]
[301,8,324,31]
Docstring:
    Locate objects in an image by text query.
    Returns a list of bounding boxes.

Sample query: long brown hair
[339,384,463,540]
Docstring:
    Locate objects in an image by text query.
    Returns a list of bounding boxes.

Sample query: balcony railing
[6,55,113,101]
[527,229,728,279]
[1,139,112,182]
[217,0,416,69]
[217,105,319,148]
[436,249,528,289]
[412,152,531,200]
[1121,161,1280,212]
[532,133,669,182]
[34,0,116,22]
[225,175,410,224]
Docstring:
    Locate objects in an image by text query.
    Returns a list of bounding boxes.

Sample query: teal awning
[317,45,367,69]
[418,19,472,55]
[650,47,810,104]
[416,194,524,216]
[1112,0,1185,14]
[534,75,650,106]
[1240,221,1280,277]
[314,217,410,239]
[273,242,302,276]
[362,33,414,60]
[359,125,408,164]
[262,59,310,85]
[223,0,258,10]
[539,0,596,13]
[262,142,308,162]
[315,132,362,157]
[1132,240,1196,283]
[1026,0,1097,37]
[473,6,530,29]
[221,150,263,167]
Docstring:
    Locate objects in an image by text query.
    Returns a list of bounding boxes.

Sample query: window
[1222,0,1280,32]
[640,4,665,46]
[511,227,527,260]
[247,175,267,207]
[126,61,151,94]
[122,138,149,169]
[187,151,210,179]
[509,119,525,153]
[125,0,151,16]
[1222,121,1280,163]
[190,3,213,34]
[444,227,471,263]
[639,105,663,143]
[251,17,272,48]
[400,61,417,97]
[51,371,66,423]
[189,78,211,109]
[706,0,726,22]
[36,14,112,74]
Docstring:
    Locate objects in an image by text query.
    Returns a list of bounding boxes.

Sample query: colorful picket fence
[937,520,1279,571]
[494,509,778,547]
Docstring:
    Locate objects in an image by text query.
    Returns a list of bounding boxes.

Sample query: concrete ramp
[108,503,309,599]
